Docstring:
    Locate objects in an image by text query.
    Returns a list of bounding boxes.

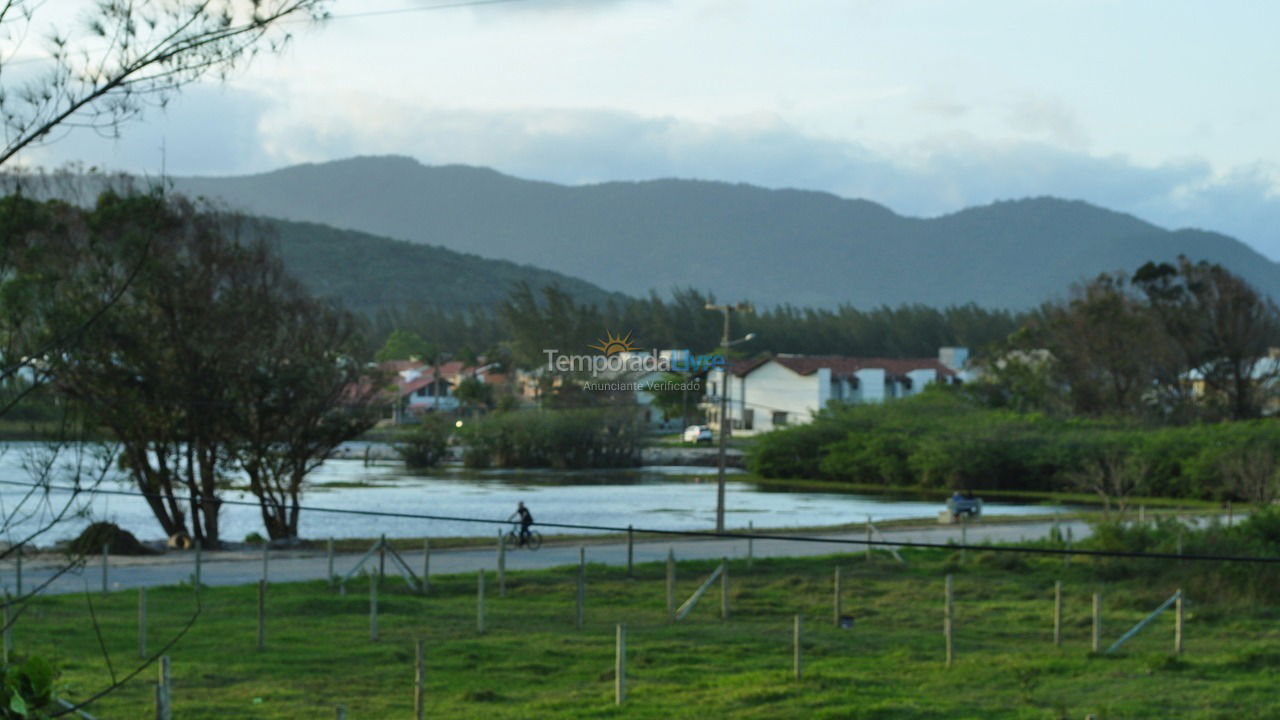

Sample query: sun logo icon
[588,330,637,356]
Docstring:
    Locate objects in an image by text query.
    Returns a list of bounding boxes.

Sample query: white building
[703,348,968,435]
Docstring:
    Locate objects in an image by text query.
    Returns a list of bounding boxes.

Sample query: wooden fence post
[414,637,425,720]
[369,571,379,642]
[720,558,730,620]
[865,515,872,562]
[335,707,346,720]
[576,547,586,630]
[14,550,20,598]
[944,574,954,667]
[3,593,11,665]
[194,540,202,594]
[378,534,386,581]
[747,520,754,570]
[1175,589,1184,655]
[257,579,266,651]
[1092,592,1102,653]
[627,525,634,578]
[477,570,486,634]
[960,515,968,563]
[1227,501,1233,527]
[422,538,431,595]
[498,530,507,598]
[139,587,148,659]
[102,542,109,595]
[833,567,843,627]
[155,655,172,720]
[261,543,269,583]
[1053,581,1062,648]
[793,615,802,681]
[327,538,335,588]
[666,549,675,622]
[615,624,627,705]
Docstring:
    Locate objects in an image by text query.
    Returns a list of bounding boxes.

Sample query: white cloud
[22,80,1280,260]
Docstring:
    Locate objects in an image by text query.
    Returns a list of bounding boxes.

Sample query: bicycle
[505,523,542,550]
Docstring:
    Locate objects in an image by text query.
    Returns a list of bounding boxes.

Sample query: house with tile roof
[703,348,969,435]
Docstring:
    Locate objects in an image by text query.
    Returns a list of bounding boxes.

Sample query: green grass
[19,549,1280,719]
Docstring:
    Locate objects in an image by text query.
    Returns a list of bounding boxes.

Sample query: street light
[705,302,754,533]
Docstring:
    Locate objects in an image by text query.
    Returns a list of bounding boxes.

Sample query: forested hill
[264,218,623,314]
[174,155,1280,309]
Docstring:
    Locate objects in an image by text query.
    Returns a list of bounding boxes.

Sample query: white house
[703,348,968,435]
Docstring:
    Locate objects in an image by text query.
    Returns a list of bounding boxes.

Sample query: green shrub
[459,408,641,469]
[748,389,1280,502]
[395,414,452,469]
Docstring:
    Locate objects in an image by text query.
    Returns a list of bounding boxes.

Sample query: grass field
[20,546,1280,719]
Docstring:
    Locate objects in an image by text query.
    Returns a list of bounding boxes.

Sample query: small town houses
[380,359,510,422]
[376,347,973,433]
[701,348,972,435]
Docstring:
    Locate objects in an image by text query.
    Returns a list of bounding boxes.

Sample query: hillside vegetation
[175,155,1280,309]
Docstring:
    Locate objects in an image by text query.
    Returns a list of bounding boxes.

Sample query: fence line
[0,478,1264,565]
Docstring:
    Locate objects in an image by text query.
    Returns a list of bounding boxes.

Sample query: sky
[11,0,1280,258]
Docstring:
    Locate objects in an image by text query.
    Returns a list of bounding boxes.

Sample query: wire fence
[15,544,1232,718]
[2,478,1275,717]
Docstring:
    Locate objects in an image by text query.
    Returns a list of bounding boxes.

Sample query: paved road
[3,519,1092,596]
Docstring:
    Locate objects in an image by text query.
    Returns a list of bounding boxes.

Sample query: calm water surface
[0,444,1073,544]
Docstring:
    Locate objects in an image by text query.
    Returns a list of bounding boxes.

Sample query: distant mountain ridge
[174,156,1280,308]
[264,218,622,315]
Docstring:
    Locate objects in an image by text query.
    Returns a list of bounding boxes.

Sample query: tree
[375,329,432,363]
[642,372,704,425]
[1220,445,1280,508]
[0,0,329,168]
[229,277,380,541]
[1134,257,1280,420]
[454,375,493,416]
[42,191,375,547]
[1027,272,1163,417]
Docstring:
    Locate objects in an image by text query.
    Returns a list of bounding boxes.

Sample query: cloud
[19,84,273,177]
[23,82,1280,260]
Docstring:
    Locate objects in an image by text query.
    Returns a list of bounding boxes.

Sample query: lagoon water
[0,444,1072,544]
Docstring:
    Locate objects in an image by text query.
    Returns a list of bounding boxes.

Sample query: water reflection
[1,448,1076,544]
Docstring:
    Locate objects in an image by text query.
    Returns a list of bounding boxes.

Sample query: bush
[747,389,1280,501]
[459,408,641,469]
[68,522,155,556]
[395,414,452,469]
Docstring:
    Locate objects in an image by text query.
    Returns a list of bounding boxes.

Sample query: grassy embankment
[28,541,1280,718]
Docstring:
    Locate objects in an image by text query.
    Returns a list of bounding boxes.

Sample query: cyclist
[508,501,534,547]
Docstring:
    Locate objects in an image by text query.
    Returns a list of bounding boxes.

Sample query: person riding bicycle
[508,501,534,547]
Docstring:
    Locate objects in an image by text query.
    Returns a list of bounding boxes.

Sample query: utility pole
[705,302,753,533]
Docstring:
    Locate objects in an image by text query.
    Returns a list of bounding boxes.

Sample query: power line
[3,478,1276,565]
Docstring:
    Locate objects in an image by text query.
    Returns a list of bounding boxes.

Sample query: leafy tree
[1025,272,1164,417]
[375,329,432,362]
[454,375,493,415]
[41,191,375,546]
[231,288,380,541]
[1136,257,1280,420]
[642,372,704,425]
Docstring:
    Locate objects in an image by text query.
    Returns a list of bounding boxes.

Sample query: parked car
[683,425,713,444]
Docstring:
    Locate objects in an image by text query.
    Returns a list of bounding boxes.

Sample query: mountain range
[174,155,1280,309]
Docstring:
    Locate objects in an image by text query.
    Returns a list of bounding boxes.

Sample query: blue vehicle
[944,492,983,523]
